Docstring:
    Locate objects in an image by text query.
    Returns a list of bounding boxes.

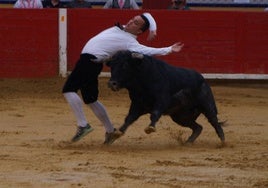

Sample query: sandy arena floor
[0,77,267,188]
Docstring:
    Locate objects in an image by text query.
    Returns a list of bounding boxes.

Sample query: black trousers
[62,54,103,104]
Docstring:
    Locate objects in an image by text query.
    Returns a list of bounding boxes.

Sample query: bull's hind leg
[170,115,203,143]
[200,101,225,142]
[197,82,225,143]
[183,122,203,143]
[198,93,225,142]
[206,115,225,142]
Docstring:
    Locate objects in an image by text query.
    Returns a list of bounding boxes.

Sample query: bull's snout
[108,80,120,91]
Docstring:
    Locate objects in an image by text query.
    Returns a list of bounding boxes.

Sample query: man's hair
[140,14,150,32]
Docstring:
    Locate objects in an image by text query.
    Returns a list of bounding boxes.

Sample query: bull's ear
[131,52,144,59]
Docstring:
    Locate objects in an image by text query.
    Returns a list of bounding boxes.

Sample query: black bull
[106,51,225,144]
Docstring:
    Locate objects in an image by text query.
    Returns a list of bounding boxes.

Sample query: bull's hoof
[183,141,194,147]
[144,126,156,134]
[218,141,227,148]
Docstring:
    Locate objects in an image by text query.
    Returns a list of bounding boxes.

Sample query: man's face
[124,16,145,36]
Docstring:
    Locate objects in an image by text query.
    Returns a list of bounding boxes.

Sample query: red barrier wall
[142,0,170,9]
[0,9,58,78]
[0,9,267,78]
[67,9,268,74]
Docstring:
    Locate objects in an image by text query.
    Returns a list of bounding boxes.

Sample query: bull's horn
[131,52,144,59]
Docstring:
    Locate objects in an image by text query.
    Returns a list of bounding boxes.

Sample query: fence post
[59,8,67,77]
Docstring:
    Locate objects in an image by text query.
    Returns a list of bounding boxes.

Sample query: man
[103,0,139,9]
[42,0,63,8]
[14,0,43,8]
[168,0,190,10]
[67,0,92,8]
[62,12,184,145]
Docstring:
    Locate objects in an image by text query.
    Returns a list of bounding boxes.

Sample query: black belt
[81,53,99,62]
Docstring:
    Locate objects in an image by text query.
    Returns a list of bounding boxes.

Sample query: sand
[0,77,267,188]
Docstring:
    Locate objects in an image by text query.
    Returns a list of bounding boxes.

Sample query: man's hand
[171,42,184,53]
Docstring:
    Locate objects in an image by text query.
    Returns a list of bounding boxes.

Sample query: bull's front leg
[119,114,141,133]
[144,110,163,134]
[144,95,171,134]
[119,102,144,133]
[108,104,143,144]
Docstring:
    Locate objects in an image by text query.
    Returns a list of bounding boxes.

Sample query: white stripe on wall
[100,72,268,80]
[202,73,268,80]
[59,8,67,77]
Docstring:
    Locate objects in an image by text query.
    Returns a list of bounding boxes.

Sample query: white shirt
[103,0,140,9]
[81,26,172,62]
[14,0,43,8]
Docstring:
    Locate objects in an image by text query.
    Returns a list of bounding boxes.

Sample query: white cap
[142,12,157,41]
[142,12,157,31]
